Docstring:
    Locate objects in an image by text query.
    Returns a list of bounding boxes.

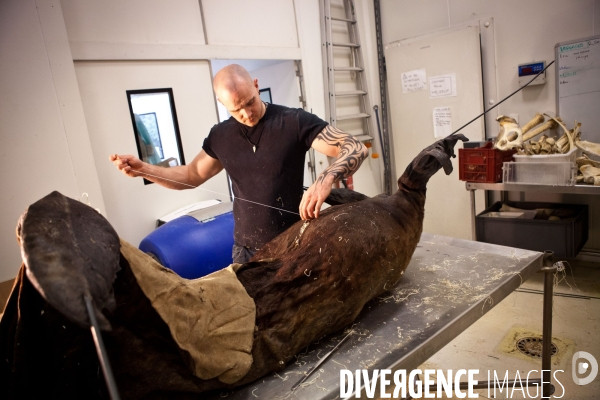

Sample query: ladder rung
[354,134,373,142]
[332,42,360,48]
[331,17,356,24]
[335,90,367,97]
[336,113,370,121]
[334,67,364,72]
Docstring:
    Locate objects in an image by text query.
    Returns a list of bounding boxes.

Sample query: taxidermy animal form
[0,134,467,398]
[231,133,469,388]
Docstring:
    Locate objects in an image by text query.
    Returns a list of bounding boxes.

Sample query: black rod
[84,295,121,400]
[451,60,555,136]
[373,105,390,194]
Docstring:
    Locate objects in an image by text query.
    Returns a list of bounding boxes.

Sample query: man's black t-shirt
[202,104,328,249]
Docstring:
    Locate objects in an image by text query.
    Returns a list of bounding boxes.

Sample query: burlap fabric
[120,239,256,384]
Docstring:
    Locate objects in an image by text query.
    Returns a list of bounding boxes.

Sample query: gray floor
[412,259,600,399]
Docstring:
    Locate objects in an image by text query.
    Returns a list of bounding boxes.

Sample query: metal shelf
[466,182,600,240]
[465,182,600,195]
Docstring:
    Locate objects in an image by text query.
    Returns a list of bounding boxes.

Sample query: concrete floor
[406,259,600,399]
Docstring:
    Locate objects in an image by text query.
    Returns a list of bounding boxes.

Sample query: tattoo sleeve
[314,125,368,184]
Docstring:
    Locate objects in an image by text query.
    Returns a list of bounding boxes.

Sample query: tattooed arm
[299,125,368,220]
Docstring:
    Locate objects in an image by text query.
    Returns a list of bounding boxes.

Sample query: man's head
[213,64,266,127]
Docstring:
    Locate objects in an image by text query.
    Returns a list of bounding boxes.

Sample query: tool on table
[291,331,353,390]
[84,295,121,400]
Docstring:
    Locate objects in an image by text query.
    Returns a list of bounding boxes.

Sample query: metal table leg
[469,189,476,241]
[540,251,557,398]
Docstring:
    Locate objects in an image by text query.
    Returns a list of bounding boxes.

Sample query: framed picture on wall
[259,88,272,104]
[126,88,185,185]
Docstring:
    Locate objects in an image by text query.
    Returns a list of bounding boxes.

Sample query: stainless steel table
[207,233,546,400]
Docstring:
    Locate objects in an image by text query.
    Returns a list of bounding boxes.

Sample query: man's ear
[253,78,259,90]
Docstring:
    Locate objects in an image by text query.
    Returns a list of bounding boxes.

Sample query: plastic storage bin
[459,144,516,183]
[476,201,588,258]
[513,147,581,163]
[139,202,234,279]
[502,162,576,185]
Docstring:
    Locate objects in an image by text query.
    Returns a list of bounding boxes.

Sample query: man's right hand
[109,154,144,177]
[108,150,224,190]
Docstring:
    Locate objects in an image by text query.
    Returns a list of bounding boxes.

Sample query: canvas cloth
[120,239,256,384]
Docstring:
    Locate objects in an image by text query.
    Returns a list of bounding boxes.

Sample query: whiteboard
[385,25,485,240]
[556,35,600,142]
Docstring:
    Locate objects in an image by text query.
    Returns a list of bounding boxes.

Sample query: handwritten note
[401,69,427,93]
[429,74,457,98]
[433,107,452,138]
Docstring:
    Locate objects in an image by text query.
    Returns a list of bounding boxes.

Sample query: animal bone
[577,154,600,169]
[556,133,569,149]
[540,142,552,154]
[495,116,523,150]
[579,164,600,180]
[544,114,574,152]
[521,113,545,134]
[522,120,557,142]
[576,140,600,157]
[572,121,582,142]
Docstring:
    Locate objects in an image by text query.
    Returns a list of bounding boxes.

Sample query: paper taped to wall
[429,73,457,98]
[401,69,427,93]
[433,107,452,138]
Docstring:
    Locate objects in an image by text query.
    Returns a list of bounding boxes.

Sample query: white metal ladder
[320,0,373,142]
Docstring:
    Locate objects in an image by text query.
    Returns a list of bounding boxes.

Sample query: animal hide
[0,134,467,399]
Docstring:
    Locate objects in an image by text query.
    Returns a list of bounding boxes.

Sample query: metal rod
[541,251,556,398]
[84,295,121,400]
[373,0,393,195]
[373,105,390,194]
[292,332,353,390]
[450,60,554,137]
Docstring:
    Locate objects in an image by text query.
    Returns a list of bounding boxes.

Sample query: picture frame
[259,88,272,104]
[126,88,186,185]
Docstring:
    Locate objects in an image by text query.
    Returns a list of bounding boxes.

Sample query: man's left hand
[300,174,334,220]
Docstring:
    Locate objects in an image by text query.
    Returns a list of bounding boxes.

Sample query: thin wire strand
[135,170,301,216]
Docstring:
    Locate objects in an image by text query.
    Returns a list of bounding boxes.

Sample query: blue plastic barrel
[139,202,234,279]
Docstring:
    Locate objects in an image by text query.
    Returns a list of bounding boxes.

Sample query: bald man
[111,64,368,263]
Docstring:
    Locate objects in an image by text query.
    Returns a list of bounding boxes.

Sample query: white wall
[0,0,104,282]
[378,0,597,136]
[365,0,600,249]
[251,61,301,108]
[75,60,228,246]
[60,0,206,44]
[201,0,298,47]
